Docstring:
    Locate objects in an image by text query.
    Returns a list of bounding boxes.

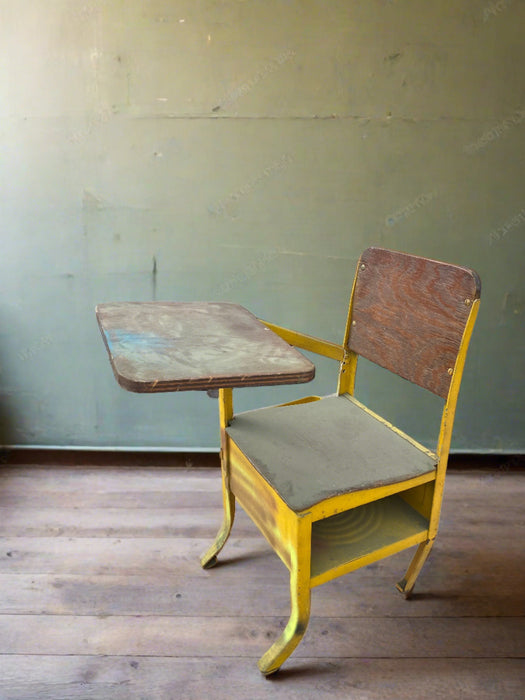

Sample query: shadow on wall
[0,387,15,458]
[0,309,20,451]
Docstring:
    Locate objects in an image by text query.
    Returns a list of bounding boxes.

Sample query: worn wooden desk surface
[96,301,315,393]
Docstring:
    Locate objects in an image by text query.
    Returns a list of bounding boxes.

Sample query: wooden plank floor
[0,465,523,699]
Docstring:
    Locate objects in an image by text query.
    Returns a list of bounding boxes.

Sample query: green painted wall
[0,0,523,452]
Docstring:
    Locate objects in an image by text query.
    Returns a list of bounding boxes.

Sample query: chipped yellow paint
[337,257,361,396]
[336,349,359,396]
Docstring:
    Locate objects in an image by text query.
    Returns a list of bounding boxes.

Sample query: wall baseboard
[0,448,220,468]
[0,448,523,470]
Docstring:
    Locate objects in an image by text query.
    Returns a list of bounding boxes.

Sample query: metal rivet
[360,264,366,270]
[447,368,453,375]
[352,320,356,326]
[465,298,471,306]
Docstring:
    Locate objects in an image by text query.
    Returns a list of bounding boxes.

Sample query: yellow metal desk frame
[97,246,481,676]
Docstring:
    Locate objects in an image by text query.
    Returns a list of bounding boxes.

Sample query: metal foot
[396,577,413,599]
[263,667,281,679]
[201,554,218,570]
[397,540,434,598]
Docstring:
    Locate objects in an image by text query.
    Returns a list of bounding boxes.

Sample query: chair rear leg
[396,539,434,598]
[200,482,235,569]
[258,564,311,676]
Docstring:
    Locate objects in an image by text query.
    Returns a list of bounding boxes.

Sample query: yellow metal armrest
[258,320,344,361]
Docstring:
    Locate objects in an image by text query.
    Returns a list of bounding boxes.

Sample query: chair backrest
[346,247,481,399]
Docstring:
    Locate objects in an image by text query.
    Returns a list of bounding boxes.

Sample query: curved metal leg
[396,539,434,598]
[258,563,311,676]
[200,488,235,569]
[201,390,235,569]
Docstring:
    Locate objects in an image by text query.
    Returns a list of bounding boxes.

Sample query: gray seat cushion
[226,395,436,511]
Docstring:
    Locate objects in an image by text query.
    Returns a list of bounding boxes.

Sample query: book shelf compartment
[310,493,429,582]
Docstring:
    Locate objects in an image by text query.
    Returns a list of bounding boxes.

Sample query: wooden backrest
[347,247,481,399]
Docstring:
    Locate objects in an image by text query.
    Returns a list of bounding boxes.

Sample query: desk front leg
[201,389,235,569]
